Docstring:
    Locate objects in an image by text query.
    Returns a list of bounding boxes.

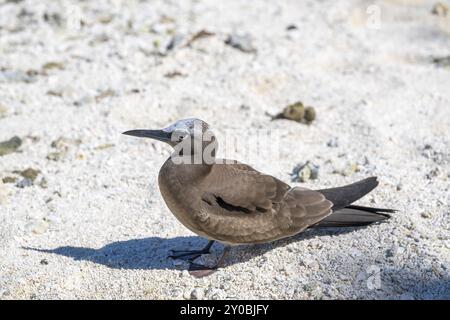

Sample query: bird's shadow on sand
[25,228,359,271]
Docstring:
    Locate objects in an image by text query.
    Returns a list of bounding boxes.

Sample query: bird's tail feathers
[311,205,396,228]
[317,177,379,211]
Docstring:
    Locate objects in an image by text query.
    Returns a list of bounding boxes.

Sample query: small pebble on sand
[190,288,205,300]
[0,136,22,156]
[225,33,257,53]
[25,220,49,235]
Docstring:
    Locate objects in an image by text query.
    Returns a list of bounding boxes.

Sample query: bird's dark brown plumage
[194,162,333,244]
[124,118,394,275]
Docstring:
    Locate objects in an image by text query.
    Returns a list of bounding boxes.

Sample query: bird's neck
[165,156,213,183]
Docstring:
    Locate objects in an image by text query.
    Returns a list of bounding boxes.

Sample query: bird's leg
[188,246,230,278]
[168,240,214,261]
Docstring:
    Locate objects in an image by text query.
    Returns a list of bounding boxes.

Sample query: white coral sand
[0,0,448,299]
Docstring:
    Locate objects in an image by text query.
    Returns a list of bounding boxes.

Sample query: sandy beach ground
[0,0,449,299]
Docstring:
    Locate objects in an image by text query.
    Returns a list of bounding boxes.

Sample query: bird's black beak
[122,129,172,142]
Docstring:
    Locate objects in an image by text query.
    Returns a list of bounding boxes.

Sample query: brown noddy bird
[123,118,395,277]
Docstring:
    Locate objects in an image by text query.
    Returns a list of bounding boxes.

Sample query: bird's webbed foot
[188,263,218,278]
[187,246,231,278]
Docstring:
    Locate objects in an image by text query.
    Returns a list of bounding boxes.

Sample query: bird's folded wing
[202,162,290,212]
[284,187,333,229]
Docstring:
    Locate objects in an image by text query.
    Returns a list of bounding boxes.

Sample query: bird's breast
[157,160,211,238]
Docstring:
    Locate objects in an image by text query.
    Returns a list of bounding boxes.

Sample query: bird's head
[122,118,217,164]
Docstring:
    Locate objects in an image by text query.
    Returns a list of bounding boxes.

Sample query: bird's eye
[173,129,189,143]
